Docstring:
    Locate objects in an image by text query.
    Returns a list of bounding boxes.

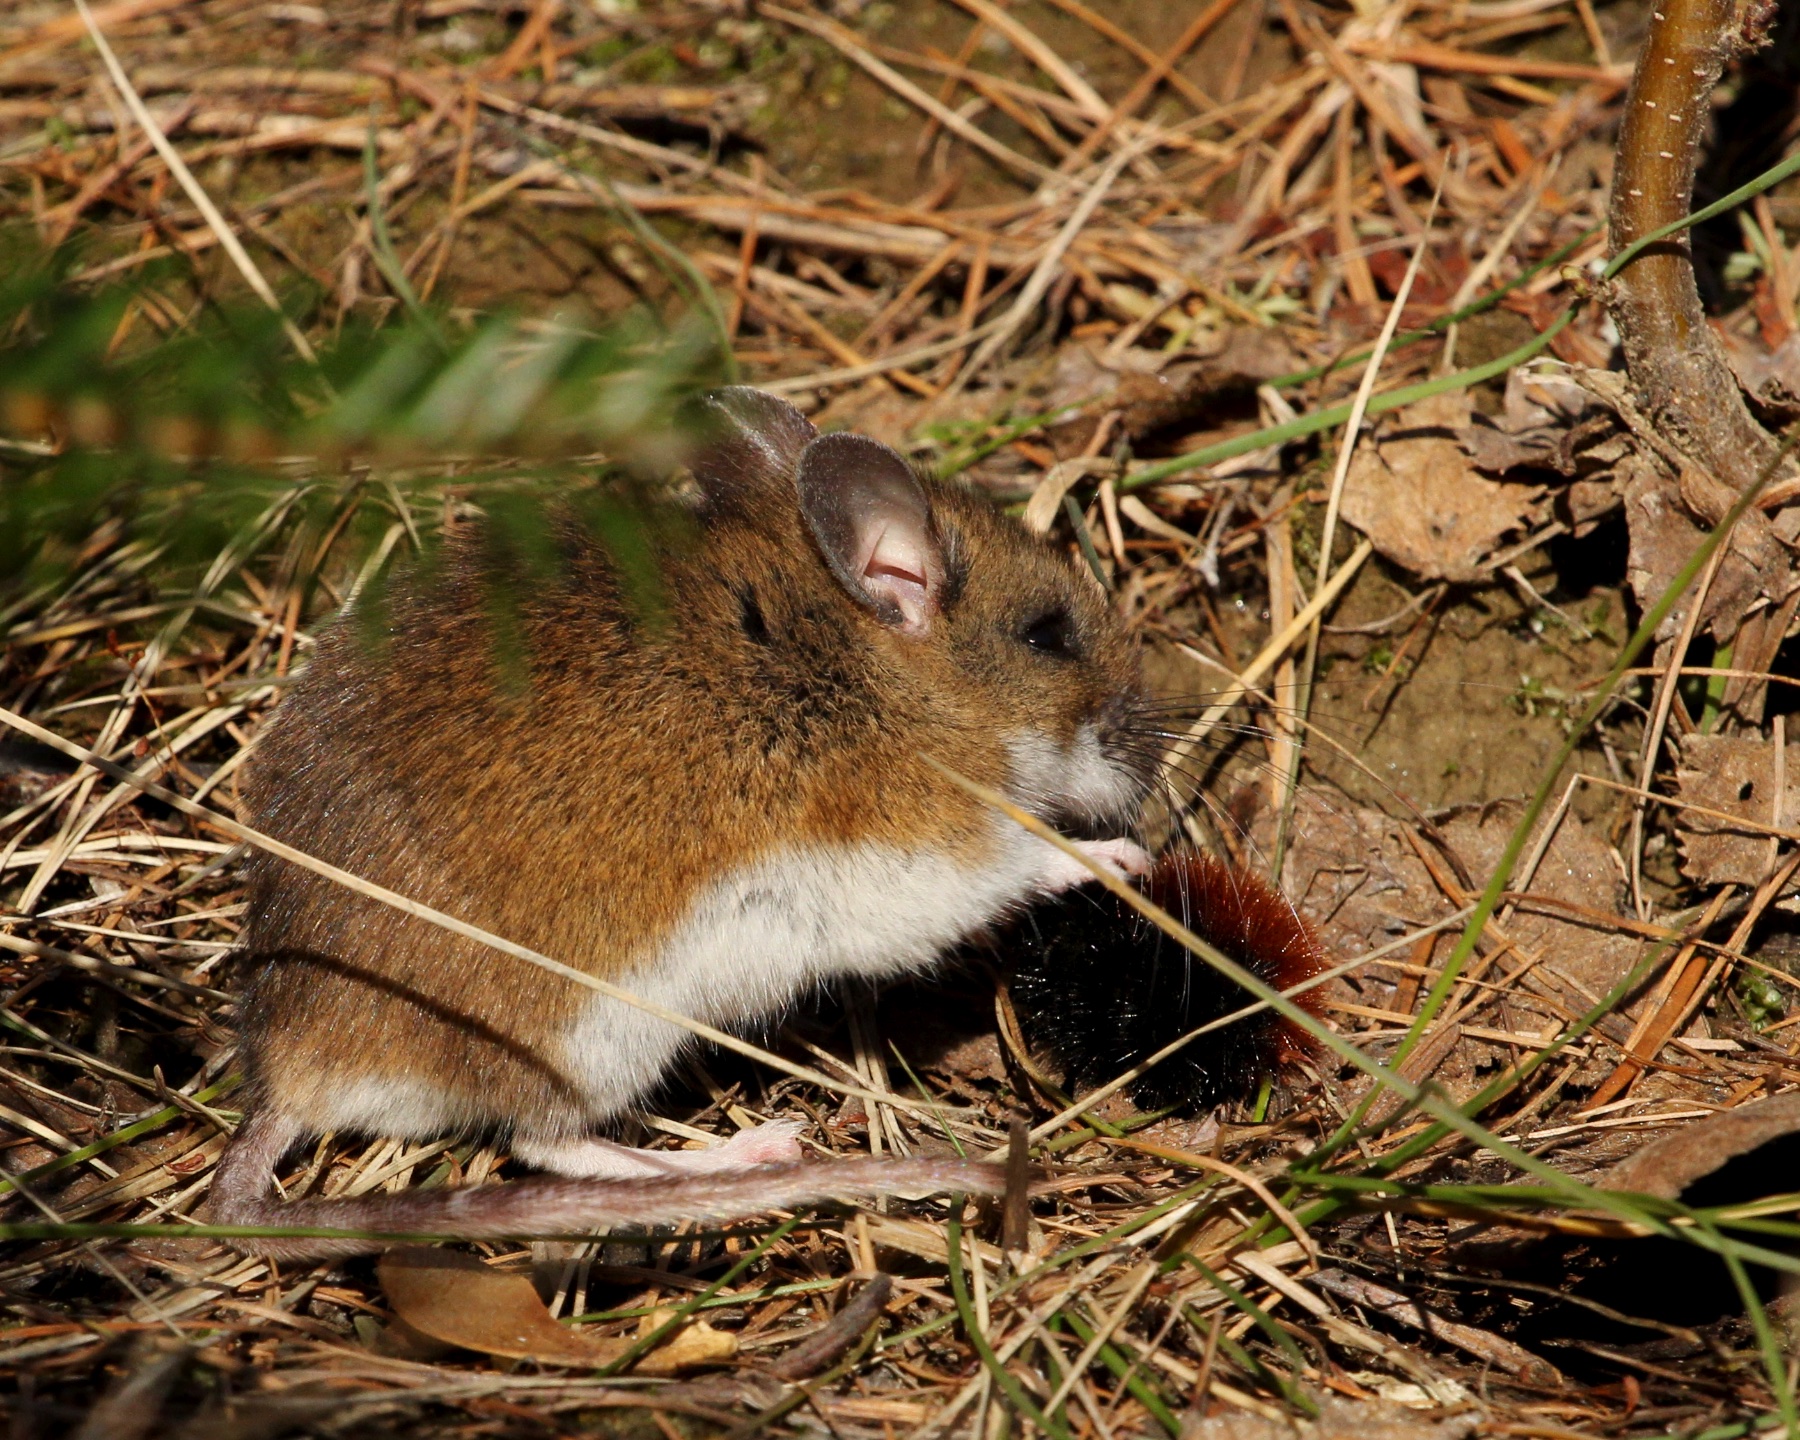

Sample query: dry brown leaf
[1276,789,1639,998]
[1585,368,1799,644]
[1457,363,1612,476]
[1602,1091,1800,1199]
[379,1247,618,1366]
[1721,329,1800,420]
[1502,365,1599,431]
[1456,420,1565,476]
[1436,800,1644,1003]
[632,1308,739,1375]
[377,1248,736,1373]
[1444,366,1634,539]
[1671,732,1797,889]
[1562,470,1632,536]
[1263,789,1508,1101]
[1041,330,1300,458]
[1339,392,1546,582]
[1621,463,1761,644]
[926,1031,1008,1085]
[1274,787,1437,960]
[1272,787,1646,1097]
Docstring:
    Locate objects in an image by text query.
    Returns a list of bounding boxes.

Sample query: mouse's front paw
[1084,838,1152,878]
[1032,837,1151,895]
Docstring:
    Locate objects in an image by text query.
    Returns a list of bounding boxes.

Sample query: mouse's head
[680,388,1154,839]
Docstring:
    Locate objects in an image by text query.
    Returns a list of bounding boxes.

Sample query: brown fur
[223,389,1147,1252]
[238,420,1144,1137]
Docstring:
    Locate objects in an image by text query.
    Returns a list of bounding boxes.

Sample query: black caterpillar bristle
[1008,850,1328,1111]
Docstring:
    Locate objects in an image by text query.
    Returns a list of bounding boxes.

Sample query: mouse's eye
[1021,607,1075,657]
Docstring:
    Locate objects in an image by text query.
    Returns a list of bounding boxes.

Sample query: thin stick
[853,239,963,351]
[1055,0,1239,172]
[1210,79,1348,261]
[416,80,479,302]
[71,0,318,367]
[1331,105,1378,307]
[1164,539,1373,768]
[0,931,230,1002]
[1039,1262,1159,1417]
[763,313,1012,395]
[1315,176,1444,593]
[485,0,560,82]
[1350,38,1629,85]
[943,0,1110,121]
[1585,887,1732,1110]
[1108,1144,1318,1265]
[916,13,989,158]
[726,157,762,340]
[1630,545,1724,918]
[941,141,1140,397]
[1039,0,1219,114]
[1651,857,1800,1053]
[1439,158,1558,373]
[762,6,1058,186]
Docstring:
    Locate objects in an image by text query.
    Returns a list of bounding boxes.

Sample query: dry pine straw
[0,0,1794,1436]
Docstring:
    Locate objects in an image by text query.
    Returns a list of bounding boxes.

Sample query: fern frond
[0,231,730,619]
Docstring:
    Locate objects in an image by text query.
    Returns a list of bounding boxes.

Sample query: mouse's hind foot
[512,1119,805,1180]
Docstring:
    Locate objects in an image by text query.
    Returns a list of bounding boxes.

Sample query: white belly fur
[315,730,1140,1143]
[558,820,1082,1124]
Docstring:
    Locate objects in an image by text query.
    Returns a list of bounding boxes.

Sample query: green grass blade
[946,1207,1076,1440]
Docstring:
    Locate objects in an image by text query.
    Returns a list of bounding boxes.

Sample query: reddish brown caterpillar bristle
[1008,850,1329,1110]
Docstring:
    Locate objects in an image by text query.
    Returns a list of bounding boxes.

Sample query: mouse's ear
[796,433,943,636]
[679,387,817,502]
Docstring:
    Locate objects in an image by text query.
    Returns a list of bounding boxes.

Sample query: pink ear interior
[861,523,935,634]
[796,431,944,634]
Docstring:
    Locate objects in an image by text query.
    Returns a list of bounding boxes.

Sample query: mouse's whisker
[1108,746,1320,878]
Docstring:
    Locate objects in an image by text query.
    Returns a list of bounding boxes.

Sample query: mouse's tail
[210,1111,1009,1262]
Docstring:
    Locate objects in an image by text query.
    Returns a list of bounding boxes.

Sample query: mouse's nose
[1093,691,1159,802]
[1093,685,1144,737]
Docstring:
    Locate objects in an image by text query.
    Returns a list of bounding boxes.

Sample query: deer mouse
[211,387,1154,1260]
